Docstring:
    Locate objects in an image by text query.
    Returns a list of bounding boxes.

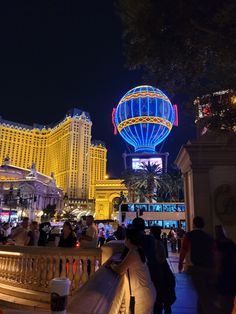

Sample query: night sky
[0,1,196,177]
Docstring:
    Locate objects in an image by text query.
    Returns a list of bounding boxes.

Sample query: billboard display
[132,157,163,171]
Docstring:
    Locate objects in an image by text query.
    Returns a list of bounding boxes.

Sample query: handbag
[127,269,135,314]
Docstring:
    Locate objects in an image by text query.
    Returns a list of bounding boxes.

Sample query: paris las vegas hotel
[0,108,108,205]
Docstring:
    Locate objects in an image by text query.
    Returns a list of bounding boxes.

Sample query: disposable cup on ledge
[50,277,71,314]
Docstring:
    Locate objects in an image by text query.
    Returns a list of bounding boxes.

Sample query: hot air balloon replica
[112,85,178,171]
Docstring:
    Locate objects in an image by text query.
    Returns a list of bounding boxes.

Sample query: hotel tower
[88,141,107,199]
[0,109,93,199]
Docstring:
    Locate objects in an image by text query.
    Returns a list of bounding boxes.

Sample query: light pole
[8,184,14,223]
[7,186,21,222]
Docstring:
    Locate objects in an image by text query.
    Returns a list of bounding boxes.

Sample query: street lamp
[7,184,14,223]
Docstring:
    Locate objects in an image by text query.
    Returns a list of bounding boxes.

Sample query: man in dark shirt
[179,216,220,314]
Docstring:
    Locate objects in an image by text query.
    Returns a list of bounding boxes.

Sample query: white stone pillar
[176,133,236,241]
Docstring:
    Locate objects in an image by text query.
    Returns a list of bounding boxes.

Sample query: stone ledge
[0,283,50,303]
[0,292,49,311]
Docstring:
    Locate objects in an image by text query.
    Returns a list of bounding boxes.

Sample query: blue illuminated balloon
[113,85,177,153]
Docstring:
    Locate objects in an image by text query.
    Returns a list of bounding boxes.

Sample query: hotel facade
[0,109,95,200]
[89,141,107,199]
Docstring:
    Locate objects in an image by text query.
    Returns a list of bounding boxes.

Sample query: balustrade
[0,246,101,295]
[0,242,127,312]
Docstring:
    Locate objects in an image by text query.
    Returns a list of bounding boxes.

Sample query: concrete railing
[67,241,127,314]
[0,245,102,309]
[68,257,129,314]
[0,242,125,311]
[0,245,101,294]
[68,264,129,314]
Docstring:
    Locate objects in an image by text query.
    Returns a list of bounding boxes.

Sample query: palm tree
[138,162,161,203]
[123,166,183,203]
[123,162,166,203]
[122,170,140,202]
[123,163,161,203]
[158,170,184,202]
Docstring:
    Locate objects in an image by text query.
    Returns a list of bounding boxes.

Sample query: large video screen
[132,157,163,171]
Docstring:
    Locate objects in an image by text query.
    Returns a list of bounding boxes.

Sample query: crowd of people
[167,224,186,253]
[0,215,235,313]
[0,216,125,249]
[0,218,40,246]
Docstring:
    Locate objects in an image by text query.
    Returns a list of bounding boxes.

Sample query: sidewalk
[168,252,198,314]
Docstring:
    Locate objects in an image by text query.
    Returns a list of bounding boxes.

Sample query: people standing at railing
[11,217,29,246]
[114,224,126,240]
[104,222,113,240]
[79,216,98,277]
[58,221,77,248]
[27,221,40,246]
[110,227,156,314]
[79,215,98,248]
[75,220,83,239]
[57,221,77,277]
[98,227,105,247]
[106,229,117,243]
[38,222,51,246]
[150,226,176,314]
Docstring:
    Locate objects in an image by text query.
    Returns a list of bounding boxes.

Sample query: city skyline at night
[0,1,196,177]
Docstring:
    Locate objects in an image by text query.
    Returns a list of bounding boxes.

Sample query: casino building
[0,109,106,201]
[89,141,107,199]
[0,158,64,222]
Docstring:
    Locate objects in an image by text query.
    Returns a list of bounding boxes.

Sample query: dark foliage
[117,0,236,103]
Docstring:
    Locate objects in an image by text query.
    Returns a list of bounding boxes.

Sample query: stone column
[29,199,36,221]
[175,133,236,241]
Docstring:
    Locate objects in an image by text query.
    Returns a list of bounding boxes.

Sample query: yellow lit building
[89,141,107,199]
[0,109,92,199]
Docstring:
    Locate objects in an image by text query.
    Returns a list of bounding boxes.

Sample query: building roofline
[0,108,91,131]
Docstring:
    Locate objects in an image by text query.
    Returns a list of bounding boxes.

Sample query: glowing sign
[113,85,177,153]
[132,157,163,170]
